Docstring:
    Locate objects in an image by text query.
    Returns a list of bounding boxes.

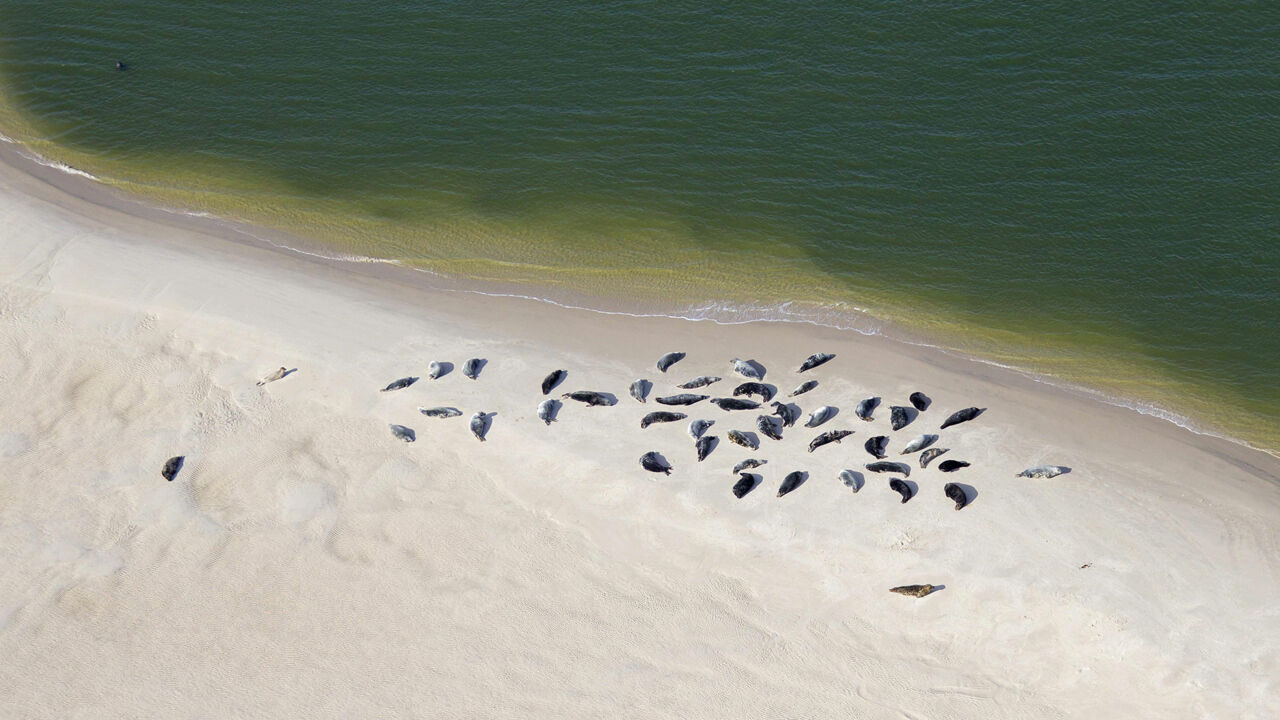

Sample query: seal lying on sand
[733,382,775,403]
[462,357,485,380]
[695,434,717,462]
[889,478,913,503]
[640,451,671,475]
[770,401,799,427]
[789,380,818,397]
[630,379,652,403]
[730,358,764,380]
[900,434,937,454]
[940,406,985,430]
[469,413,492,441]
[711,397,760,411]
[389,424,416,442]
[563,391,616,406]
[537,399,560,425]
[798,352,835,373]
[889,406,914,431]
[855,397,879,421]
[838,469,862,493]
[727,429,759,450]
[541,369,567,395]
[732,472,760,498]
[641,411,687,429]
[678,376,721,389]
[938,460,970,472]
[733,458,766,474]
[890,584,937,598]
[909,392,930,411]
[256,367,291,386]
[427,361,448,380]
[919,447,950,468]
[805,406,837,428]
[944,482,969,510]
[656,351,686,373]
[865,461,910,476]
[689,419,714,439]
[756,415,783,441]
[1017,465,1070,478]
[161,456,185,482]
[777,470,806,497]
[864,435,888,459]
[419,406,462,418]
[656,393,709,406]
[808,429,853,453]
[381,376,418,392]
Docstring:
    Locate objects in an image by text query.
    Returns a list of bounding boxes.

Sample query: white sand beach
[1,150,1278,719]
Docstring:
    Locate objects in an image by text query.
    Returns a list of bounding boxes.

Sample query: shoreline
[0,134,1269,460]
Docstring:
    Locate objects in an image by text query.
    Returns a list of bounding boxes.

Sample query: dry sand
[1,149,1278,719]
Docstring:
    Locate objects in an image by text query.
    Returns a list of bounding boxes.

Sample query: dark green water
[1,1,1277,451]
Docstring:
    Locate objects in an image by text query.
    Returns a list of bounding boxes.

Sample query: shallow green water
[1,1,1277,451]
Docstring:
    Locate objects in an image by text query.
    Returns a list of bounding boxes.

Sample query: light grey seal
[640,451,671,475]
[729,358,764,380]
[381,376,418,392]
[732,472,760,498]
[641,411,687,429]
[562,390,617,406]
[770,401,799,427]
[864,435,888,459]
[256,367,293,386]
[689,418,715,439]
[161,456,185,482]
[427,361,448,380]
[630,378,652,403]
[798,352,835,373]
[900,433,937,454]
[808,429,853,452]
[541,369,567,395]
[789,380,818,397]
[944,482,969,510]
[419,406,462,418]
[656,351,686,373]
[777,470,806,497]
[889,584,937,598]
[733,382,775,403]
[656,393,709,406]
[1017,465,1070,479]
[695,434,717,462]
[909,392,930,412]
[462,357,485,380]
[940,406,986,430]
[865,461,910,476]
[733,458,766,474]
[804,405,837,428]
[727,429,759,450]
[919,447,950,468]
[469,412,492,441]
[756,415,783,441]
[537,399,560,425]
[389,424,416,442]
[838,469,862,493]
[678,376,722,389]
[938,459,970,472]
[889,405,914,431]
[889,478,913,503]
[710,397,760,411]
[854,396,879,421]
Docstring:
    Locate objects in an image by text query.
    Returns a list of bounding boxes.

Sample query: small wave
[16,149,101,181]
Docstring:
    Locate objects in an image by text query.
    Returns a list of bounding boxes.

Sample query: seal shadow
[843,470,864,491]
[759,383,779,399]
[897,405,919,428]
[633,379,653,401]
[596,392,620,406]
[953,482,977,507]
[1056,467,1073,476]
[928,584,946,595]
[902,479,919,496]
[282,368,299,379]
[742,359,767,380]
[736,430,761,449]
[466,358,488,379]
[650,451,673,471]
[430,361,455,379]
[699,434,720,460]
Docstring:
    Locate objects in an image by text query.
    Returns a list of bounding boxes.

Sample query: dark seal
[798,352,835,373]
[161,455,185,482]
[381,376,418,392]
[909,392,930,412]
[641,411,687,429]
[944,482,969,510]
[889,478,913,503]
[864,435,888,459]
[541,369,567,395]
[732,382,775,403]
[889,406,914,431]
[562,390,617,406]
[695,434,718,462]
[640,451,672,475]
[940,406,986,430]
[656,351,686,373]
[865,461,911,476]
[808,429,853,453]
[732,472,760,498]
[656,393,709,406]
[711,397,760,411]
[777,470,806,497]
[938,460,970,473]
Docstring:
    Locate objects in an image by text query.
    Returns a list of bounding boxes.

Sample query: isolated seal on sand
[838,469,862,493]
[427,361,449,380]
[733,458,766,474]
[256,367,292,386]
[889,478,913,503]
[890,584,937,598]
[727,429,759,450]
[756,415,784,441]
[641,411,687,429]
[469,412,492,441]
[381,376,418,392]
[909,391,930,412]
[900,433,937,454]
[855,397,879,421]
[733,382,776,403]
[944,482,969,510]
[389,424,416,442]
[777,470,806,497]
[462,357,485,380]
[732,472,760,498]
[798,352,835,373]
[919,447,950,468]
[789,380,818,397]
[678,376,722,389]
[656,351,686,373]
[805,405,837,427]
[640,451,672,475]
[770,401,799,427]
[808,429,853,453]
[695,434,717,462]
[563,390,617,406]
[865,461,910,476]
[864,435,888,459]
[711,397,760,411]
[940,406,986,430]
[1017,465,1071,478]
[630,379,652,403]
[889,405,914,431]
[419,406,462,418]
[656,393,709,406]
[730,358,764,380]
[541,369,567,395]
[537,399,560,425]
[938,460,970,473]
[161,456,185,482]
[689,419,715,439]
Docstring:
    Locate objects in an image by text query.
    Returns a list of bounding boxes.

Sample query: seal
[161,455,185,482]
[462,357,486,380]
[889,584,936,598]
[838,469,862,493]
[427,361,449,380]
[918,447,950,468]
[940,406,986,430]
[537,399,560,425]
[808,429,853,453]
[944,482,969,510]
[798,352,835,373]
[730,358,764,380]
[562,390,617,406]
[695,434,717,462]
[711,397,760,411]
[909,391,930,412]
[256,367,292,386]
[777,470,806,497]
[789,380,818,397]
[865,461,910,476]
[864,435,888,459]
[1017,465,1070,479]
[630,378,652,403]
[640,451,671,475]
[541,369,567,395]
[889,478,913,503]
[678,376,722,389]
[732,472,760,498]
[656,351,686,373]
[419,406,462,418]
[381,376,418,392]
[389,424,416,442]
[733,382,776,403]
[689,418,715,439]
[469,412,492,441]
[770,401,799,427]
[733,458,766,474]
[756,415,784,441]
[727,429,759,450]
[656,393,709,406]
[855,396,879,421]
[900,433,937,454]
[641,411,687,429]
[804,405,837,428]
[938,460,970,472]
[889,405,914,431]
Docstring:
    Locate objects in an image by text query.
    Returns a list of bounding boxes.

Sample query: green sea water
[1,1,1277,452]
